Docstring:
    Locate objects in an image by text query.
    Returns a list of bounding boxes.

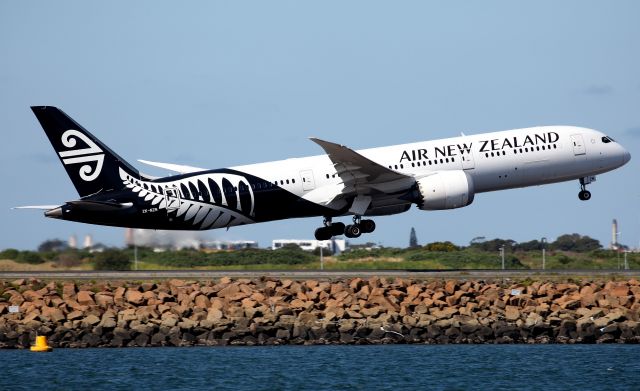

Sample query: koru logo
[58,129,104,181]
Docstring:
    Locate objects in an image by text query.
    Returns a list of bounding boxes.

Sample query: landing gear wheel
[360,219,376,233]
[344,224,362,238]
[578,190,591,201]
[330,222,346,236]
[314,226,332,240]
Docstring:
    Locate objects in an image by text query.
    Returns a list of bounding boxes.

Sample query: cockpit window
[601,136,614,143]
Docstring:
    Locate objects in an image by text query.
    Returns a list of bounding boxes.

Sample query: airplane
[22,106,630,241]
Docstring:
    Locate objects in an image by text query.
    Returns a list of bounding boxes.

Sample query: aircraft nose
[623,150,631,165]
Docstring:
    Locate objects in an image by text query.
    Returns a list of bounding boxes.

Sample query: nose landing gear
[314,216,376,240]
[578,176,595,201]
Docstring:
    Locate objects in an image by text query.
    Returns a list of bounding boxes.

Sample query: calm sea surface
[1,345,638,390]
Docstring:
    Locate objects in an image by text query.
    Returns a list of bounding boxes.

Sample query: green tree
[0,249,19,260]
[93,249,131,270]
[54,252,83,268]
[409,227,419,248]
[37,239,68,252]
[424,241,459,252]
[469,238,516,252]
[551,234,601,252]
[514,240,542,251]
[15,251,44,264]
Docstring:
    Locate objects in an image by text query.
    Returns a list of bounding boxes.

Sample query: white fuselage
[231,126,629,213]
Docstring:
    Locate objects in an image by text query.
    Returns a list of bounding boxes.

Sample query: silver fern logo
[58,129,104,181]
[119,168,255,229]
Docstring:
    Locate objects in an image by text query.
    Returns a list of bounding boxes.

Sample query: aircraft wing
[309,137,415,194]
[138,159,206,174]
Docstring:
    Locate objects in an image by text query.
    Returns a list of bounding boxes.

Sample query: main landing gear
[314,216,376,240]
[578,176,594,201]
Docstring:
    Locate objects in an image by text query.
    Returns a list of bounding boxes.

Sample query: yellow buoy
[30,335,52,352]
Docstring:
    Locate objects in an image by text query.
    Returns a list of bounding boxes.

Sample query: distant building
[202,240,259,250]
[83,234,93,249]
[348,242,381,251]
[125,228,134,247]
[611,219,620,250]
[68,235,77,249]
[272,239,346,253]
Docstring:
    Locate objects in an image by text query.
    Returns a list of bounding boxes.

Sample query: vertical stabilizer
[31,106,140,197]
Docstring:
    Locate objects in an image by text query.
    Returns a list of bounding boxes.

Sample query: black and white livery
[24,106,631,240]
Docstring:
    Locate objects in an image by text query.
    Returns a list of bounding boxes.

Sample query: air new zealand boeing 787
[21,106,630,240]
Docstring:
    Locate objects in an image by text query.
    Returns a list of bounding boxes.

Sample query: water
[1,345,638,390]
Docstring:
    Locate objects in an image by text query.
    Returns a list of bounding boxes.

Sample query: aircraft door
[461,152,475,170]
[300,170,315,191]
[165,185,181,215]
[571,134,586,156]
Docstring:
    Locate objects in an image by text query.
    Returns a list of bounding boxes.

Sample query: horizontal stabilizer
[12,205,61,210]
[138,159,206,174]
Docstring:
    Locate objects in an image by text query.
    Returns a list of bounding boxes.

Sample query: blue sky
[1,1,638,251]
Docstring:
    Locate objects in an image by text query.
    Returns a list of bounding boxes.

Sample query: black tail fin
[31,106,140,198]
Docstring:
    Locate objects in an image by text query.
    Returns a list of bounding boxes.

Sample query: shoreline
[1,277,639,348]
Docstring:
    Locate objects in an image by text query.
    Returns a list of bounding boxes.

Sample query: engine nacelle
[416,170,475,210]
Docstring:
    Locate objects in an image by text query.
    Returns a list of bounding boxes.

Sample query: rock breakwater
[1,277,639,348]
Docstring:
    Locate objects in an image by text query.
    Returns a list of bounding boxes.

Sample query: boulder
[505,306,521,321]
[207,308,224,322]
[113,287,126,304]
[81,315,101,328]
[160,315,179,328]
[445,280,458,295]
[76,291,95,306]
[120,308,138,322]
[525,312,544,327]
[194,295,210,309]
[62,283,77,300]
[41,307,65,323]
[431,307,458,319]
[100,317,117,329]
[67,310,84,321]
[125,289,144,305]
[168,279,186,288]
[94,293,114,307]
[217,284,242,299]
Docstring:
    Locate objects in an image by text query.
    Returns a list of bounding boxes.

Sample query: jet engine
[415,170,475,210]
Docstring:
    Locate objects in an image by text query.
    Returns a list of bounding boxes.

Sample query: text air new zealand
[21,106,630,240]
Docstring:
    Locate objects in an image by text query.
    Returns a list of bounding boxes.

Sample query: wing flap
[310,137,414,193]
